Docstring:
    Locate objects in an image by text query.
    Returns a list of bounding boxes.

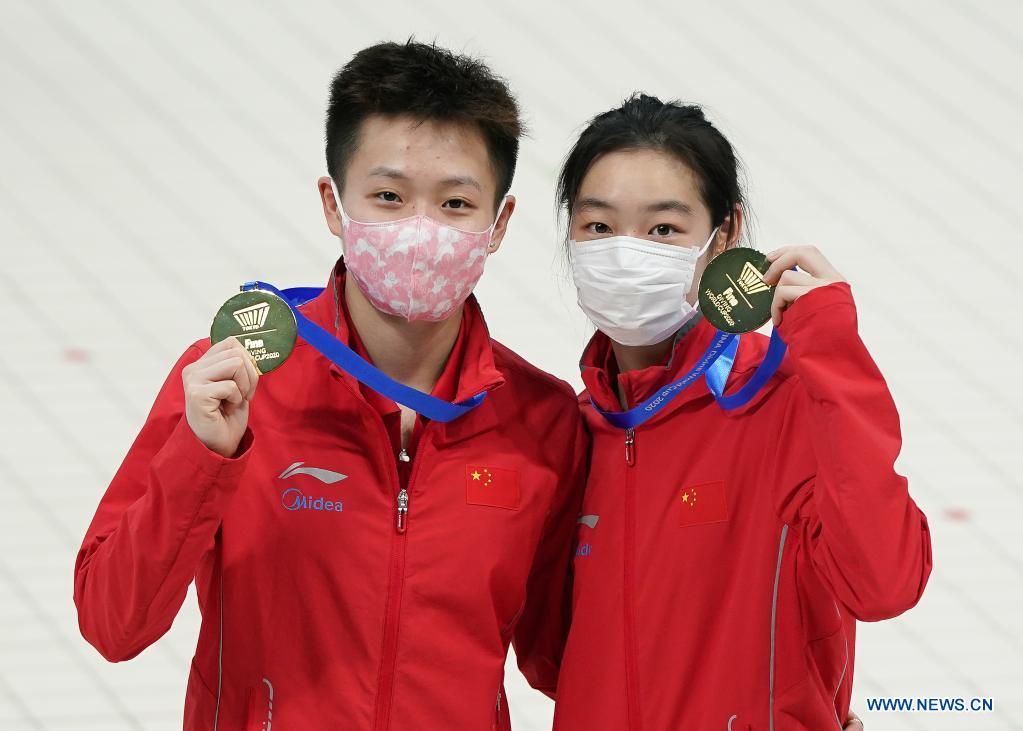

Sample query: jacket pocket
[245,679,274,731]
[725,712,754,731]
[184,659,218,731]
[773,623,848,730]
[806,622,849,711]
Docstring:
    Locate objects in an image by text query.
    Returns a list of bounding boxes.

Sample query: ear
[485,195,516,255]
[318,176,343,238]
[713,203,744,255]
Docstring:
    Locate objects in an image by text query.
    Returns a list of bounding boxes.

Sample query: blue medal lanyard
[591,326,788,430]
[242,282,784,428]
[242,281,486,423]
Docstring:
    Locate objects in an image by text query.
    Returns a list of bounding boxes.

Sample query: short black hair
[325,39,523,208]
[557,93,750,244]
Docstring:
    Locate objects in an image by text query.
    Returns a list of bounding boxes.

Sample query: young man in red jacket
[74,41,585,730]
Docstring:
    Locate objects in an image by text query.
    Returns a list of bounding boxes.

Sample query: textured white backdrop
[1,0,1022,729]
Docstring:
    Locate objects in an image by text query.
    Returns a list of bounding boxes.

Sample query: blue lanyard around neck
[590,327,788,430]
[242,281,486,423]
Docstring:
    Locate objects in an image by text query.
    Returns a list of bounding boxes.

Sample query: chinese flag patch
[466,465,520,510]
[679,481,728,527]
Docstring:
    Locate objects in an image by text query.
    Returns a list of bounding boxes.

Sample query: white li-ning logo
[233,301,270,332]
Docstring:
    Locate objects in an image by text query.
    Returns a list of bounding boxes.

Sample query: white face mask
[570,227,719,347]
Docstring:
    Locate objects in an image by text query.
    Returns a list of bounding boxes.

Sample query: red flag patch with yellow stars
[465,465,520,510]
[678,481,728,527]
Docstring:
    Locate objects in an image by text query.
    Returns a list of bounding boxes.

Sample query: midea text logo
[278,462,345,514]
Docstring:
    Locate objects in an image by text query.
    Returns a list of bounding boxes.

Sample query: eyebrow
[573,197,696,216]
[441,175,483,193]
[573,197,614,213]
[646,200,695,216]
[367,167,483,193]
[367,166,408,180]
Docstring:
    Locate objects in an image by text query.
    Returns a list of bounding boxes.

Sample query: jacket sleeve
[770,282,932,622]
[73,343,254,662]
[512,401,589,698]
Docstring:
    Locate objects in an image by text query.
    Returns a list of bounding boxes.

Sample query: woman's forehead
[577,150,704,212]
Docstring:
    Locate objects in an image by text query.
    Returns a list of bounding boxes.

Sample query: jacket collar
[580,314,715,413]
[298,259,506,445]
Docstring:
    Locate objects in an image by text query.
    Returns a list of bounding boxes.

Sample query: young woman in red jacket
[552,94,931,730]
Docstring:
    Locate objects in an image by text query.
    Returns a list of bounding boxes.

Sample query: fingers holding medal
[183,335,263,458]
[699,245,845,331]
[763,245,846,326]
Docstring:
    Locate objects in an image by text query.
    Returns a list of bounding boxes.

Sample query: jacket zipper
[396,449,410,533]
[492,687,503,730]
[373,430,430,731]
[622,427,642,729]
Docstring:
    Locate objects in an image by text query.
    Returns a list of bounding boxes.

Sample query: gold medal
[698,248,776,334]
[210,289,297,374]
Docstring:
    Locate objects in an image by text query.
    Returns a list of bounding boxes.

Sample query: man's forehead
[347,115,493,181]
[359,115,484,154]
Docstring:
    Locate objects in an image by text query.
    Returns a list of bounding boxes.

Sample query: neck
[344,278,462,393]
[609,304,705,408]
[610,336,674,410]
[611,335,676,375]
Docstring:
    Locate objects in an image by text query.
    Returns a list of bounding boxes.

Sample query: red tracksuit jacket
[553,282,932,731]
[74,264,586,730]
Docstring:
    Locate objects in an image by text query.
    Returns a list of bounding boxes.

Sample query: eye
[442,198,473,210]
[376,191,402,203]
[650,223,678,237]
[585,222,612,235]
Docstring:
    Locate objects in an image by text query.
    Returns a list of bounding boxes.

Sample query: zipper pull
[396,448,411,533]
[396,488,409,533]
[624,427,636,466]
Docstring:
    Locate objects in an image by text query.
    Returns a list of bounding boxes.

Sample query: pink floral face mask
[330,179,506,321]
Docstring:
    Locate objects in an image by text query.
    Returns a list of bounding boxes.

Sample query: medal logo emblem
[232,301,271,332]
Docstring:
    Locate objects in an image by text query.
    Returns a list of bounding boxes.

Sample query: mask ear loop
[487,195,509,250]
[682,226,722,304]
[328,179,351,264]
[697,225,721,258]
[329,178,350,227]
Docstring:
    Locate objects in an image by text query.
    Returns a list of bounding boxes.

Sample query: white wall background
[1,0,1021,728]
